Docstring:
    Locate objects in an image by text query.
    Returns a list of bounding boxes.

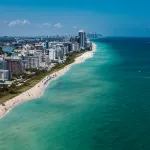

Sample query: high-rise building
[23,56,42,69]
[64,43,72,52]
[45,41,49,49]
[48,48,57,62]
[72,42,80,52]
[74,36,79,43]
[70,36,79,43]
[78,30,86,49]
[5,57,24,75]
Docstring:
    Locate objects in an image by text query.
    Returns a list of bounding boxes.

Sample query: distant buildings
[87,33,102,39]
[0,30,93,83]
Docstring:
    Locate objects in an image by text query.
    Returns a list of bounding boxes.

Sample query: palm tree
[0,84,8,92]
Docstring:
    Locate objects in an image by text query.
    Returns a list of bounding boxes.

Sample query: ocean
[0,37,150,149]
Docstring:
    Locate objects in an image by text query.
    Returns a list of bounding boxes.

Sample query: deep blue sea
[1,37,150,149]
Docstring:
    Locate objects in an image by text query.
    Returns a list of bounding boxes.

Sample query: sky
[0,0,150,36]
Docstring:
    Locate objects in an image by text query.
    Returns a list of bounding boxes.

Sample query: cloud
[8,20,20,27]
[4,20,8,24]
[8,20,30,27]
[73,26,77,29]
[54,23,63,28]
[36,23,52,28]
[22,20,30,25]
[42,23,52,27]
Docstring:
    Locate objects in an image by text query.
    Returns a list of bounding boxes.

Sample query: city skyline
[0,0,150,37]
[0,30,91,81]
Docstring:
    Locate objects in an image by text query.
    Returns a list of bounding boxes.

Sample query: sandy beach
[0,43,96,119]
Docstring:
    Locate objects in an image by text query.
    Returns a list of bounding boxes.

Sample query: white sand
[0,43,96,119]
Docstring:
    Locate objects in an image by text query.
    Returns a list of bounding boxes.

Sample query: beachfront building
[86,40,91,50]
[56,44,66,59]
[5,56,24,75]
[79,30,86,49]
[64,42,72,53]
[23,55,42,69]
[48,44,67,62]
[48,47,62,62]
[0,70,12,81]
[72,42,80,52]
[48,48,57,62]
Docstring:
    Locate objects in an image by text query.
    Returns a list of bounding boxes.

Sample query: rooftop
[79,30,84,32]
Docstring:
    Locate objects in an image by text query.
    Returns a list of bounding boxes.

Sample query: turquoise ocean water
[1,37,150,149]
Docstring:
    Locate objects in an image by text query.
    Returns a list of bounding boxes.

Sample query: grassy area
[0,50,89,103]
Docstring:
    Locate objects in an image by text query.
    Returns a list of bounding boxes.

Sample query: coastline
[0,43,96,119]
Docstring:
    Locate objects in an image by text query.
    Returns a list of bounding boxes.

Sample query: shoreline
[0,43,97,119]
